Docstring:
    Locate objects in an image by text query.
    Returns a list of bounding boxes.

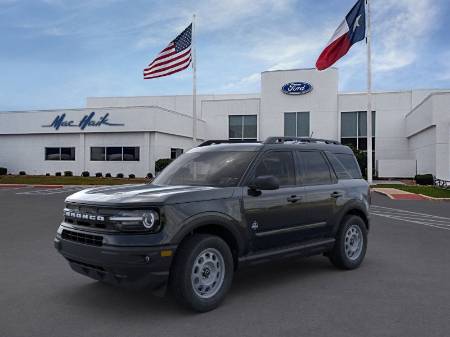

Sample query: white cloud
[223,72,260,90]
[372,0,439,72]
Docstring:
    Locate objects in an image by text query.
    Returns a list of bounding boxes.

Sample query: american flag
[143,24,192,79]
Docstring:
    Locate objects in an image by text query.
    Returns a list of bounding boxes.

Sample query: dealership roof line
[405,91,450,118]
[261,67,338,73]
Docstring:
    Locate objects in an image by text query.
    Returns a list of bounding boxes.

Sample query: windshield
[153,151,257,187]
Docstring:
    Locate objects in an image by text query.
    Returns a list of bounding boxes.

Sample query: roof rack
[198,139,260,147]
[264,137,341,145]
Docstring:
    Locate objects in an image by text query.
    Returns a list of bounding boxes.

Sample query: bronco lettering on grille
[64,210,105,222]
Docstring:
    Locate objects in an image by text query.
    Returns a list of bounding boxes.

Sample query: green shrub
[105,173,112,178]
[146,172,154,179]
[64,171,73,177]
[116,173,124,178]
[95,172,102,177]
[55,172,61,176]
[81,171,90,177]
[0,167,7,175]
[128,174,135,179]
[155,158,173,173]
[415,174,434,185]
[45,173,50,176]
[19,171,26,176]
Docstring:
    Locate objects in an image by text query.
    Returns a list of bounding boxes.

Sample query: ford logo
[281,82,313,95]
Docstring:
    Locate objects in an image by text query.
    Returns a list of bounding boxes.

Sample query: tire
[328,215,368,270]
[170,234,234,312]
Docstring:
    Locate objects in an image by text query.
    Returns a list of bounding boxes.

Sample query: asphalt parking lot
[1,187,449,337]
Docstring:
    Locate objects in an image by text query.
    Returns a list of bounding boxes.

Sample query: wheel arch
[172,213,248,268]
[334,202,370,234]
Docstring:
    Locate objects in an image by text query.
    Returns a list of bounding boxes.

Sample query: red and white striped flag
[143,24,192,79]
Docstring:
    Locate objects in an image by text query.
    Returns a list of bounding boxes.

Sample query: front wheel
[328,215,368,270]
[170,234,234,312]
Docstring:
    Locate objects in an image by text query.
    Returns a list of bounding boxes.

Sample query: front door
[242,150,308,250]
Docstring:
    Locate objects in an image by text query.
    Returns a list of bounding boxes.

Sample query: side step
[238,238,335,267]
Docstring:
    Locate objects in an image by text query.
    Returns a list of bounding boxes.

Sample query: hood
[65,184,235,207]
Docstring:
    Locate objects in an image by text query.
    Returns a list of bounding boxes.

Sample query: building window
[171,148,184,159]
[123,147,140,161]
[284,112,310,137]
[340,111,375,151]
[228,115,257,140]
[90,147,105,161]
[90,147,140,161]
[45,147,75,161]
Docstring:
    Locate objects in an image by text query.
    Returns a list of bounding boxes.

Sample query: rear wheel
[170,234,234,312]
[328,215,367,270]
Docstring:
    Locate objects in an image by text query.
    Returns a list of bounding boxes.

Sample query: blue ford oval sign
[281,82,313,95]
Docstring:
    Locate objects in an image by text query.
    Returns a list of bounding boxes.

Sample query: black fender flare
[171,212,248,256]
[332,200,370,234]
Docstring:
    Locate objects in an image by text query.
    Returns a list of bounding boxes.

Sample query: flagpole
[366,0,373,184]
[192,14,197,143]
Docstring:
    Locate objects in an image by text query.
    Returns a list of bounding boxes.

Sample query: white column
[192,14,197,143]
[366,0,373,184]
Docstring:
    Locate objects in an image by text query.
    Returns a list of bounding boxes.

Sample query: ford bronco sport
[54,137,370,312]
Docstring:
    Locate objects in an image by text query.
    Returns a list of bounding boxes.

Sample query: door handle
[287,195,303,203]
[330,191,343,198]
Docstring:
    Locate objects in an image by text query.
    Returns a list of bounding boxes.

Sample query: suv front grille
[64,205,117,231]
[62,229,103,246]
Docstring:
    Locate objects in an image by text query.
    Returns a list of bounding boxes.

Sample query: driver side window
[254,151,295,186]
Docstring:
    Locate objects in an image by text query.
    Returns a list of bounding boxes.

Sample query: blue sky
[1,0,449,111]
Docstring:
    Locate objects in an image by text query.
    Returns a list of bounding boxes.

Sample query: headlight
[109,210,160,232]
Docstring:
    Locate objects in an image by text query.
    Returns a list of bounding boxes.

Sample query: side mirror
[249,175,280,191]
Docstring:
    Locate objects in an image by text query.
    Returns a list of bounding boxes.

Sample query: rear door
[296,150,341,239]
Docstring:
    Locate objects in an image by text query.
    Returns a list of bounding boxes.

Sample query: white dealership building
[1,68,450,179]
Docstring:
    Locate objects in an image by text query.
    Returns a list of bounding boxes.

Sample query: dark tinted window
[299,151,332,185]
[45,147,75,161]
[60,147,75,161]
[154,151,257,187]
[106,147,122,161]
[229,115,257,140]
[91,147,105,161]
[326,152,351,179]
[123,147,140,161]
[45,147,60,160]
[171,148,184,159]
[254,151,295,186]
[335,153,362,179]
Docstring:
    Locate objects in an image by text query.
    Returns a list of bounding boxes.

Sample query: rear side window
[327,152,362,179]
[298,151,332,185]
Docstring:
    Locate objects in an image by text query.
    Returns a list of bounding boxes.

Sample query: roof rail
[198,139,260,147]
[264,137,341,145]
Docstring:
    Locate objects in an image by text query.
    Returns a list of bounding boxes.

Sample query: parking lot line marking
[16,186,89,195]
[371,205,450,221]
[371,211,450,231]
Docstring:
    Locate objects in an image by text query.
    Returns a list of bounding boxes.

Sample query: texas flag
[316,0,366,71]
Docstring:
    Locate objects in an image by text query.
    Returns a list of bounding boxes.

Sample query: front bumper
[54,228,176,290]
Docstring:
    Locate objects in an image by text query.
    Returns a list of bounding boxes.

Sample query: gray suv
[54,137,370,312]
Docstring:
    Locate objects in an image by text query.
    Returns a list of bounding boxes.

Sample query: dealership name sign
[281,82,313,95]
[42,112,124,130]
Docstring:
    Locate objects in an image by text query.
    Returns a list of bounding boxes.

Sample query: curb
[0,184,27,188]
[0,184,64,189]
[372,190,395,199]
[32,185,64,189]
[372,189,450,201]
[418,194,450,201]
